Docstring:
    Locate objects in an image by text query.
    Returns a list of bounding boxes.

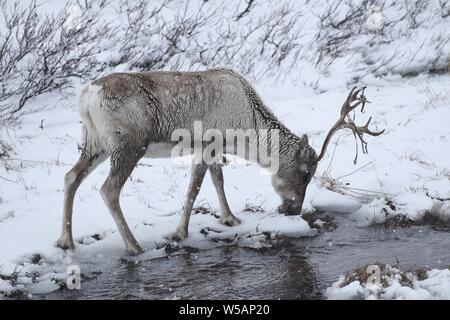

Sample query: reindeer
[55,68,383,255]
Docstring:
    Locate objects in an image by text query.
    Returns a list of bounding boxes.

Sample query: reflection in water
[42,213,450,300]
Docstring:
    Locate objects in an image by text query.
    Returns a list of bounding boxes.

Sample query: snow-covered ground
[1,72,449,298]
[1,0,449,299]
[327,265,450,300]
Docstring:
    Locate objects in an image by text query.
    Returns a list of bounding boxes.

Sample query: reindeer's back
[79,69,262,154]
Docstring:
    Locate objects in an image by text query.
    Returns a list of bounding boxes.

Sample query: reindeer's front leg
[172,162,208,240]
[209,164,241,226]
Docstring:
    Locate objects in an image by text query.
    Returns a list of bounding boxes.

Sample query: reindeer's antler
[316,86,385,164]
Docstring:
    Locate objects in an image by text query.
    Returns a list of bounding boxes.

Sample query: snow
[2,73,449,297]
[310,187,362,214]
[1,0,450,298]
[326,267,450,300]
[0,279,16,295]
[27,279,60,295]
[366,4,384,33]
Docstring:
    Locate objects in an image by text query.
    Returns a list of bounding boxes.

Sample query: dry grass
[192,200,220,219]
[376,209,450,231]
[0,127,14,171]
[319,160,393,204]
[243,200,265,213]
[421,82,450,109]
[340,263,430,289]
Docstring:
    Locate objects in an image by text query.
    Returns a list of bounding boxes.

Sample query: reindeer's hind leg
[56,151,107,250]
[209,164,241,226]
[172,162,208,241]
[100,148,144,255]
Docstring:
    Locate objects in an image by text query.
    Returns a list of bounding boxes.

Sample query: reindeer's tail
[78,84,106,157]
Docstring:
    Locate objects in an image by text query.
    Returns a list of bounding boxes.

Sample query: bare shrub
[109,0,171,69]
[196,0,305,79]
[0,0,112,121]
[112,0,305,80]
[405,0,428,29]
[1,0,447,124]
[0,123,13,170]
[0,135,11,159]
[315,0,371,67]
[314,0,450,77]
[440,0,450,17]
[243,200,265,213]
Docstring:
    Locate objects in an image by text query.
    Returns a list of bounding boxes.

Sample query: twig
[336,161,373,180]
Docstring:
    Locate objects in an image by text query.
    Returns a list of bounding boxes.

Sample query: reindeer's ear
[301,134,308,145]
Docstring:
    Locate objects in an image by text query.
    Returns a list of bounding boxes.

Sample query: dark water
[42,213,450,300]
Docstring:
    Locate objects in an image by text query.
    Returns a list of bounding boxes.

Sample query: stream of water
[41,213,450,299]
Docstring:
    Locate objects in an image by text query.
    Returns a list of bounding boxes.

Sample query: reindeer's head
[272,135,318,215]
[274,86,384,215]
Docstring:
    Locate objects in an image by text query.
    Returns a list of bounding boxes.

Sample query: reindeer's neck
[234,74,316,167]
[252,110,315,169]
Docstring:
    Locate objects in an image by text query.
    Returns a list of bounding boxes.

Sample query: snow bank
[1,0,450,300]
[1,73,450,297]
[0,197,314,297]
[349,193,450,227]
[326,265,450,300]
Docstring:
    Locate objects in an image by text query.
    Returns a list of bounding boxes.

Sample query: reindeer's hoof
[283,211,301,216]
[277,204,301,216]
[170,229,188,242]
[126,245,144,256]
[220,215,241,227]
[55,235,75,251]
